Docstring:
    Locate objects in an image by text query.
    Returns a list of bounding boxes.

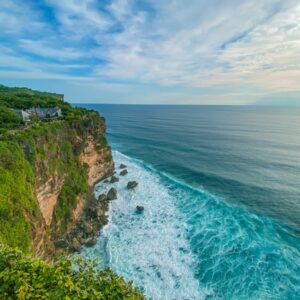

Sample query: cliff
[0,87,114,259]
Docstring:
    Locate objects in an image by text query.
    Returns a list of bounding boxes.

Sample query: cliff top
[0,84,103,134]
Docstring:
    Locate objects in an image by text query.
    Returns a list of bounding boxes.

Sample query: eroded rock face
[57,196,110,253]
[79,136,114,186]
[35,173,65,226]
[33,133,114,259]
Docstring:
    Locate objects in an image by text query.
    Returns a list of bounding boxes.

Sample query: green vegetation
[0,106,22,132]
[0,84,145,299]
[0,139,38,251]
[0,245,145,300]
[0,85,108,250]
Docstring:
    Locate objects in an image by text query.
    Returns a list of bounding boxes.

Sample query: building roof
[27,107,61,117]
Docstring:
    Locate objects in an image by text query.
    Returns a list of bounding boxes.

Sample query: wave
[81,150,300,300]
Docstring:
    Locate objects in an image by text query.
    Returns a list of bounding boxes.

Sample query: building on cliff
[14,109,31,122]
[15,107,62,121]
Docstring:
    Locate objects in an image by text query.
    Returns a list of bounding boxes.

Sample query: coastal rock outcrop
[110,175,119,183]
[120,169,128,176]
[59,195,110,253]
[84,237,97,247]
[127,181,138,189]
[79,136,114,186]
[107,188,117,200]
[136,205,144,212]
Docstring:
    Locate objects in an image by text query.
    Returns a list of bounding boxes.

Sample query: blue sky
[0,0,300,104]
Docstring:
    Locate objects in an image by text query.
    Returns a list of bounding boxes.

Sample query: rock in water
[110,175,119,183]
[120,169,128,176]
[119,163,127,169]
[127,181,138,189]
[84,237,97,247]
[136,205,144,212]
[107,188,117,200]
[98,194,107,202]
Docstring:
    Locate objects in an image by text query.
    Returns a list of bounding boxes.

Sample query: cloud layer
[0,0,299,103]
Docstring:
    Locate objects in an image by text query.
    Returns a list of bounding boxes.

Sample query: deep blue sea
[79,105,300,299]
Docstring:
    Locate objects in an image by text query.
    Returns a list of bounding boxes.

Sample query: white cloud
[0,0,300,103]
[0,0,46,35]
[19,39,86,61]
[90,0,300,92]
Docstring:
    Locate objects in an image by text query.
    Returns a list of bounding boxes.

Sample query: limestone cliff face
[34,137,113,230]
[79,136,114,186]
[28,119,114,259]
[0,85,115,259]
[35,173,66,226]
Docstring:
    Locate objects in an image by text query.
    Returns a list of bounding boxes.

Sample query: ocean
[79,105,300,299]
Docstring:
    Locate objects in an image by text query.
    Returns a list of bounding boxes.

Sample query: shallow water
[79,105,300,299]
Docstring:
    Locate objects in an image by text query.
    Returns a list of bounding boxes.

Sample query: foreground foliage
[0,245,145,300]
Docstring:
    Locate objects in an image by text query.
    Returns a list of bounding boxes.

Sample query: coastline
[81,150,300,300]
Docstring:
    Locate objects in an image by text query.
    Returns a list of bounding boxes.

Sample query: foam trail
[81,151,300,299]
[81,151,208,299]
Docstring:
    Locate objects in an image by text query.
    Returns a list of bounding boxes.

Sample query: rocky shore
[55,164,140,253]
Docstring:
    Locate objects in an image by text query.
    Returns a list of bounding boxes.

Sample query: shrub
[0,245,145,299]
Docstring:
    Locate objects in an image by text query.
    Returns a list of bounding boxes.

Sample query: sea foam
[81,151,208,299]
[81,151,300,300]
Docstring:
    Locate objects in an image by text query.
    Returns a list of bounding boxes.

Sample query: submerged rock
[107,188,117,200]
[110,175,119,183]
[119,164,127,169]
[127,181,138,189]
[136,205,144,212]
[120,169,128,176]
[103,179,109,183]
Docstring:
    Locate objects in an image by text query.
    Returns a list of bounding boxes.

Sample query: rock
[119,169,128,176]
[104,179,109,183]
[98,194,107,202]
[83,222,94,235]
[54,239,69,249]
[136,205,144,212]
[120,164,127,169]
[110,175,119,183]
[107,188,117,200]
[85,207,97,218]
[127,181,138,189]
[84,237,97,247]
[70,237,81,252]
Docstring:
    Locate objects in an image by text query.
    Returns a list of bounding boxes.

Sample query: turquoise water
[80,105,300,299]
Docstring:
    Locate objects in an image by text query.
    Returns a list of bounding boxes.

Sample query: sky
[0,0,300,105]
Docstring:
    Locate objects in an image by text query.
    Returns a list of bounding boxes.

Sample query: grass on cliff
[0,85,145,299]
[0,244,145,300]
[0,85,110,251]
